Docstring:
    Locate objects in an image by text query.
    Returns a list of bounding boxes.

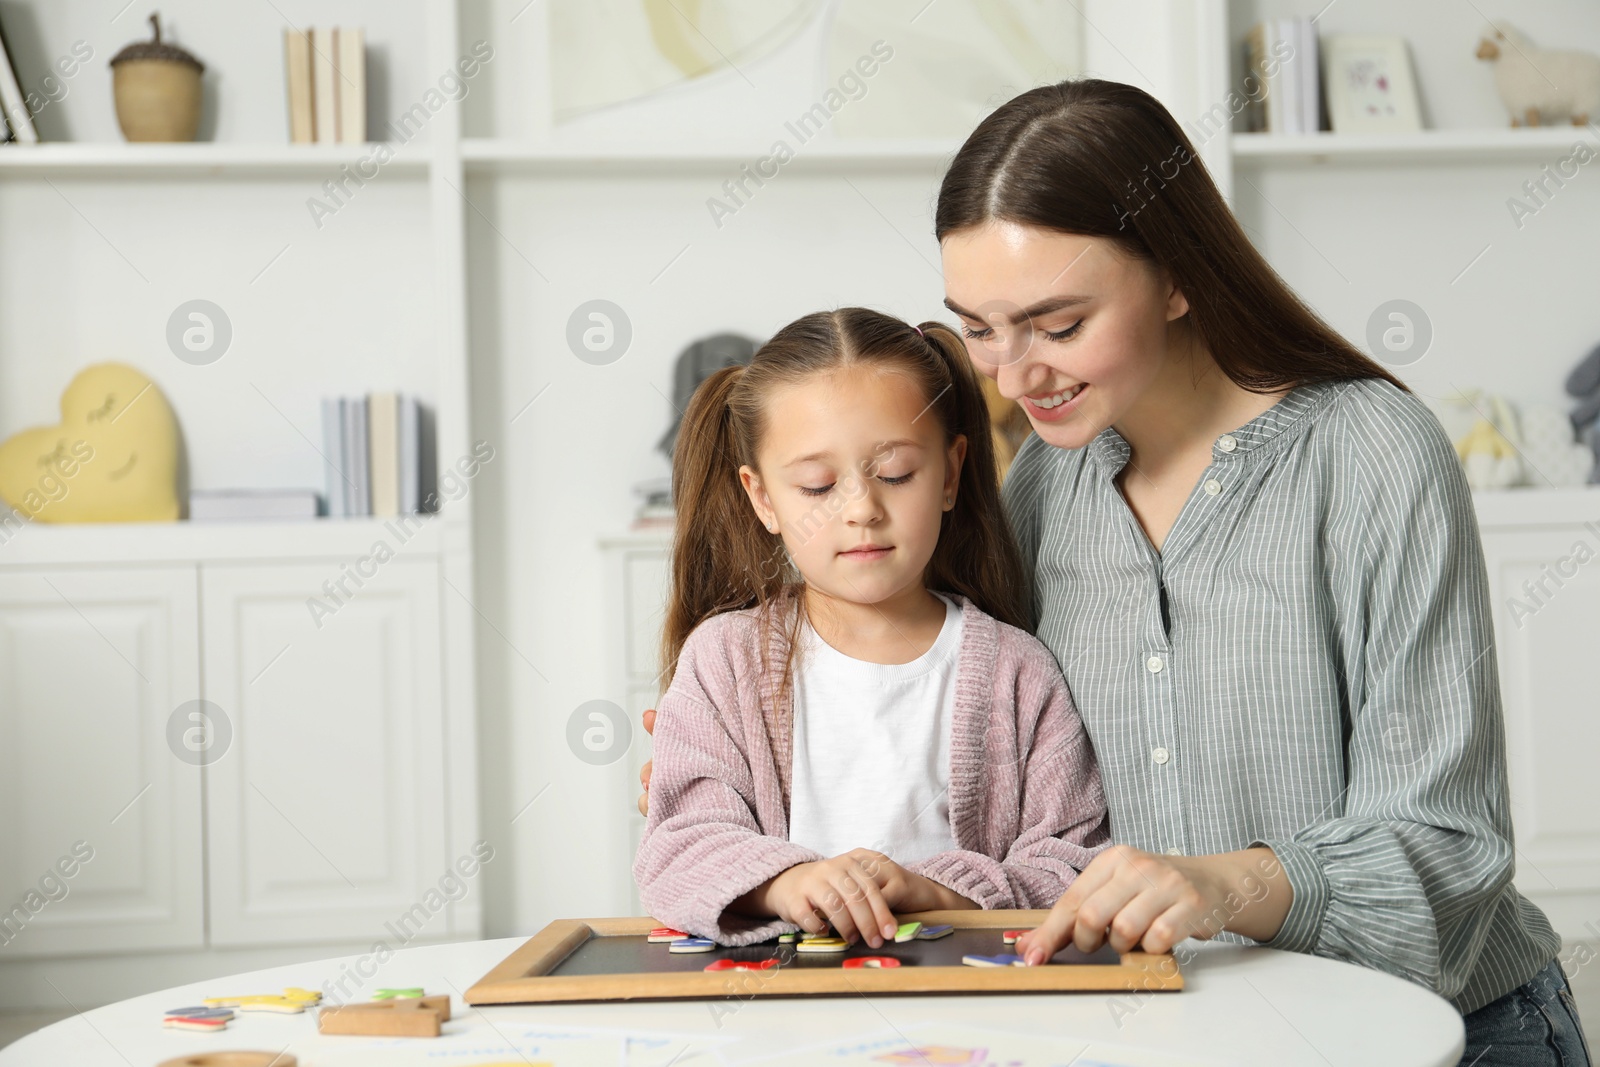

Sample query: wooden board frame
[464,911,1182,1004]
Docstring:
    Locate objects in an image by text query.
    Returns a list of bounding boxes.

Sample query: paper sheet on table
[730,1022,1224,1067]
[310,1020,725,1066]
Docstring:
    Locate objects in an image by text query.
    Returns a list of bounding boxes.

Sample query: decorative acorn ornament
[110,13,205,142]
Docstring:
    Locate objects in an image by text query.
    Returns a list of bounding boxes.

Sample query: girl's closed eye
[798,471,915,496]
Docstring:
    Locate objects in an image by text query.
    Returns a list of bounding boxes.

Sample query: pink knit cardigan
[634,593,1110,945]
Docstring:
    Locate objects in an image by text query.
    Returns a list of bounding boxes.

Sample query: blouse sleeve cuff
[1252,837,1328,954]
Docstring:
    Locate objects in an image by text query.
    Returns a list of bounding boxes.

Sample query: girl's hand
[845,848,979,914]
[759,852,901,948]
[1015,845,1291,965]
[737,849,978,947]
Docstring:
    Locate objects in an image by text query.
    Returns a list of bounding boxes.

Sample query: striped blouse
[1001,376,1561,1014]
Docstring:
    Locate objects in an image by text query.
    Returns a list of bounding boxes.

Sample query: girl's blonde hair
[659,307,1029,698]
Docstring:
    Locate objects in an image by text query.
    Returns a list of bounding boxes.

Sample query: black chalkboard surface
[549,927,1120,977]
[466,912,1181,1005]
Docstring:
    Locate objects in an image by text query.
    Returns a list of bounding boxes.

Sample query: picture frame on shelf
[1322,35,1423,134]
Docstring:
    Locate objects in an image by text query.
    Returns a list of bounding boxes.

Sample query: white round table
[0,937,1464,1066]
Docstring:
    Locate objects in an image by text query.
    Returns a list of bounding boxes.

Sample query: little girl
[634,307,1107,949]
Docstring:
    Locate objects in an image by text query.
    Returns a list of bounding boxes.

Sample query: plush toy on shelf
[1476,22,1600,127]
[1568,342,1600,484]
[0,363,181,523]
[1519,404,1593,487]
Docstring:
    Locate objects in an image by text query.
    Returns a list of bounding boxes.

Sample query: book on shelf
[349,395,370,515]
[0,6,35,144]
[1245,17,1322,135]
[321,396,345,517]
[284,29,313,144]
[189,489,319,522]
[285,25,365,144]
[368,391,399,518]
[334,28,365,143]
[398,390,420,515]
[321,393,428,518]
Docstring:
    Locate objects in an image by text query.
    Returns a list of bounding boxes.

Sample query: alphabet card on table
[734,1024,1227,1067]
[304,1022,726,1066]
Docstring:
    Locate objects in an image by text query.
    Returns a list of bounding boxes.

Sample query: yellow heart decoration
[0,362,179,523]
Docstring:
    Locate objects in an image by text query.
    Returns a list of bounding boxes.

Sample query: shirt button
[1165,846,1183,856]
[1217,434,1238,453]
[1203,478,1222,496]
[1151,746,1170,765]
[1145,655,1164,674]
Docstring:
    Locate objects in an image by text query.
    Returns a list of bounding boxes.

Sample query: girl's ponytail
[659,365,790,688]
[915,320,1031,632]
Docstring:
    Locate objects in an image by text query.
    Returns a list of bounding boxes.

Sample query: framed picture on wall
[1322,35,1423,133]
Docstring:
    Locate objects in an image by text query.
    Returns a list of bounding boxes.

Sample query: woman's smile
[1023,383,1090,422]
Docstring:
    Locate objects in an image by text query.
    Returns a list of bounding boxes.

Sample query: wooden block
[318,994,450,1037]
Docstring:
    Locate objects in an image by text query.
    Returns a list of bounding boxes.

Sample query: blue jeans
[1460,959,1592,1066]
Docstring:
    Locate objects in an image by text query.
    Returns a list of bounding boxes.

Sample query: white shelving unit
[1232,127,1598,165]
[0,0,482,1010]
[0,141,430,176]
[458,137,962,173]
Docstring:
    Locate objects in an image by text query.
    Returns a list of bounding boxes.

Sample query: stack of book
[321,394,426,518]
[632,476,673,530]
[284,27,365,144]
[189,489,320,522]
[1245,18,1323,134]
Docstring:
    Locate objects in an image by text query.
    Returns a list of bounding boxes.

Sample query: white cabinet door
[201,558,448,946]
[0,566,203,957]
[1481,526,1600,910]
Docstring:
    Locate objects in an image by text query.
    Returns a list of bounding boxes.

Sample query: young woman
[940,80,1586,1066]
[643,79,1588,1065]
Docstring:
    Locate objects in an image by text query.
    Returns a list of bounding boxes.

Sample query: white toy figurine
[1435,389,1523,490]
[1476,22,1600,127]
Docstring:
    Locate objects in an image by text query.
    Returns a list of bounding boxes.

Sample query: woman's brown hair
[936,78,1407,394]
[659,308,1028,696]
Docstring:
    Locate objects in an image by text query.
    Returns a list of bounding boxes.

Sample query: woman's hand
[1015,845,1291,966]
[735,849,976,948]
[636,709,656,817]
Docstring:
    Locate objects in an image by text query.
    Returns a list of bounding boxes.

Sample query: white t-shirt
[786,594,963,865]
